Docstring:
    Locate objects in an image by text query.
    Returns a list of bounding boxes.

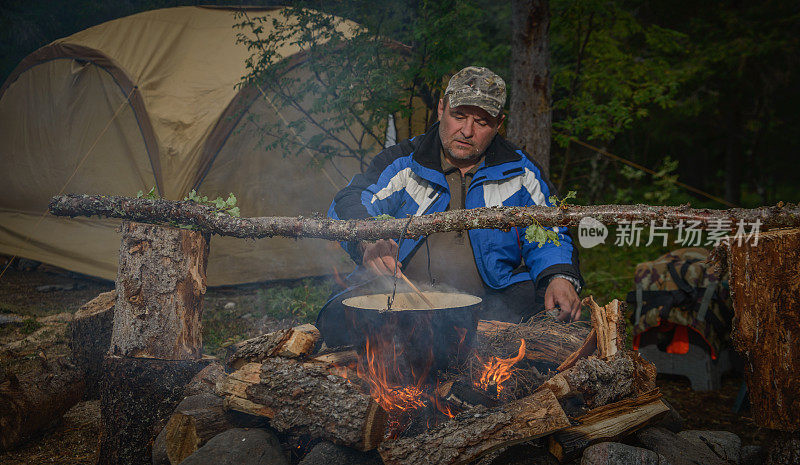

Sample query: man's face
[438,98,504,161]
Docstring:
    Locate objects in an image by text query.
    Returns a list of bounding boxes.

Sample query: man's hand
[544,277,581,322]
[361,239,404,277]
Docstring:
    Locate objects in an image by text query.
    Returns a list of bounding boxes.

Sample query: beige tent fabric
[0,6,381,285]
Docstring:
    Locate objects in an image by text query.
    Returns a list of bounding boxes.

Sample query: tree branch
[49,194,800,242]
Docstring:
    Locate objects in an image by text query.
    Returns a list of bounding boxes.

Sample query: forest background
[2,0,798,210]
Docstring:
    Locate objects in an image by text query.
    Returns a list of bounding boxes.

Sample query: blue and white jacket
[328,122,582,291]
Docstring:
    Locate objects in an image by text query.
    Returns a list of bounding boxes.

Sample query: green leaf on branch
[183,190,241,217]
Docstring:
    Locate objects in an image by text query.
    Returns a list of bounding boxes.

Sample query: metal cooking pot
[342,292,481,384]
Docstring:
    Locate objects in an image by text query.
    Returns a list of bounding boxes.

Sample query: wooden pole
[98,221,210,465]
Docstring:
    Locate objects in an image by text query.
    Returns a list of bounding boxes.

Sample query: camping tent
[0,5,413,285]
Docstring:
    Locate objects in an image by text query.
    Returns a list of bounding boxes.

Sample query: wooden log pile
[201,296,665,465]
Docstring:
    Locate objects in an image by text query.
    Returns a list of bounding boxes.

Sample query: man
[318,66,582,346]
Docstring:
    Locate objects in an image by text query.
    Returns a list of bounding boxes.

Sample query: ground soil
[0,263,770,464]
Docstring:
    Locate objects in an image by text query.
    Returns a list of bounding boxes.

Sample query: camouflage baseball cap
[444,66,506,117]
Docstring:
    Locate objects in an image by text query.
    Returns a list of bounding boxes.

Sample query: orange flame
[357,335,428,413]
[476,339,526,397]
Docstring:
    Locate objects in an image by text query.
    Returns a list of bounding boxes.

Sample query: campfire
[217,295,665,464]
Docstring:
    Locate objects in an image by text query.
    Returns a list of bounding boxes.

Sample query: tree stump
[98,221,210,465]
[111,221,209,359]
[729,227,800,464]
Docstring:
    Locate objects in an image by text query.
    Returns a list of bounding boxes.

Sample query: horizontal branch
[49,194,800,241]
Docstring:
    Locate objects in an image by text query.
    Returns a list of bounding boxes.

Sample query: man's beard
[444,140,483,162]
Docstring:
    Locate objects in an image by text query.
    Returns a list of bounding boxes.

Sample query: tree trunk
[111,221,209,359]
[728,227,800,432]
[99,222,210,464]
[508,0,551,175]
[97,355,206,465]
[48,194,800,241]
[377,388,569,465]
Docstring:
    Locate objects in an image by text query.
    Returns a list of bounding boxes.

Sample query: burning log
[98,221,209,464]
[49,194,800,241]
[226,323,320,370]
[377,388,570,465]
[218,359,387,451]
[548,389,669,462]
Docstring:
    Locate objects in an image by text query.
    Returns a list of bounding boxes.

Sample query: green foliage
[371,214,394,220]
[550,0,690,146]
[234,0,509,170]
[184,190,240,217]
[525,190,576,247]
[136,186,158,199]
[614,157,681,205]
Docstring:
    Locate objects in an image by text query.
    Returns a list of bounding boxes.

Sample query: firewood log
[539,353,644,408]
[548,389,669,462]
[225,324,320,370]
[378,388,570,465]
[160,393,237,465]
[476,319,589,365]
[69,290,115,398]
[219,359,387,450]
[0,353,85,450]
[557,329,597,372]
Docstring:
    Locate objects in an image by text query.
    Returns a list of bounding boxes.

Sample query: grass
[201,277,335,357]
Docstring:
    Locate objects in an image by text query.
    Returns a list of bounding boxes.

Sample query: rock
[635,426,727,465]
[452,442,556,465]
[678,430,741,464]
[35,283,87,292]
[179,428,288,465]
[224,302,236,310]
[152,426,169,465]
[581,442,669,465]
[0,314,23,326]
[299,441,383,465]
[654,398,684,433]
[16,258,40,271]
[740,445,763,465]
